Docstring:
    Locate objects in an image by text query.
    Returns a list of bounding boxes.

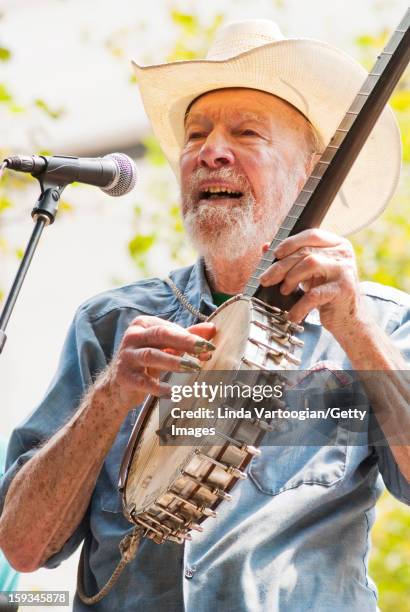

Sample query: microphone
[3,152,137,196]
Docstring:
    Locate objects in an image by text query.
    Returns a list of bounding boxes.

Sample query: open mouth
[199,187,243,201]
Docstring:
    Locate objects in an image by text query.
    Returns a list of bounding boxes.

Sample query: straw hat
[132,19,401,235]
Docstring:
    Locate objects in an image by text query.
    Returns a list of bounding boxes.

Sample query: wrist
[90,366,127,421]
[327,306,375,348]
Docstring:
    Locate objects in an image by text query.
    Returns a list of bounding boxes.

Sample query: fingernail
[180,356,201,371]
[194,340,216,353]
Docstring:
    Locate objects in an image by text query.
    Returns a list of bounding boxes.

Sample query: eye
[187,131,206,140]
[240,129,259,136]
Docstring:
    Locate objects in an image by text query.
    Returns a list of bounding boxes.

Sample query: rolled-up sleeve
[373,298,410,505]
[0,303,108,566]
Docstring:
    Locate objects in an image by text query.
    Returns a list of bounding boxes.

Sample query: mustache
[186,166,251,196]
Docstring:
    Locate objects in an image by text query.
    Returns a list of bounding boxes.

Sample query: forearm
[335,317,410,481]
[0,372,127,572]
[336,315,407,370]
[0,315,214,573]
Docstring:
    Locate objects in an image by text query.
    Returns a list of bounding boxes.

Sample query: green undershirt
[212,291,234,307]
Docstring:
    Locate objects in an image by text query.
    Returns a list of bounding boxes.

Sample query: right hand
[100,315,216,412]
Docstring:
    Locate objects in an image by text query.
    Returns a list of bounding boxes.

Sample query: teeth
[205,188,238,195]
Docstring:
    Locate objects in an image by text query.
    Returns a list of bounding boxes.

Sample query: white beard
[182,165,300,263]
[183,194,269,262]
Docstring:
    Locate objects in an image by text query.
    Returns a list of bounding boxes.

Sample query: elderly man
[0,19,409,612]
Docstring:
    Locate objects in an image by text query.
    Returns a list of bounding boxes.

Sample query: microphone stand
[0,172,66,355]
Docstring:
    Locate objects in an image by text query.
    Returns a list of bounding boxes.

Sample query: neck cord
[163,276,208,321]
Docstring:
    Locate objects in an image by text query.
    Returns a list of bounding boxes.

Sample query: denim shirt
[1,258,410,612]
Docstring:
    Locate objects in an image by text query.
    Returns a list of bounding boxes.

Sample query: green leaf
[171,10,199,35]
[34,98,65,119]
[0,83,12,103]
[0,47,11,61]
[128,233,155,257]
[59,199,74,212]
[36,149,53,157]
[0,196,11,212]
[370,493,410,611]
[167,42,198,61]
[391,90,410,112]
[169,204,184,232]
[356,34,375,47]
[142,135,166,166]
[9,103,24,113]
[355,30,388,49]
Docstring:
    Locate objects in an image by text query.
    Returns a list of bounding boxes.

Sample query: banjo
[78,10,410,604]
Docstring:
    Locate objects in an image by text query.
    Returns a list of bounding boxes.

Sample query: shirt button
[184,565,196,579]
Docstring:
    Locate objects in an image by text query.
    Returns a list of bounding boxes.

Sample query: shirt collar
[181,257,321,325]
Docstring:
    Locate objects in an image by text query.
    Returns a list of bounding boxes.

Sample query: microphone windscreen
[102,153,137,196]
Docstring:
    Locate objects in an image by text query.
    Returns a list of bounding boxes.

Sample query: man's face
[180,88,316,261]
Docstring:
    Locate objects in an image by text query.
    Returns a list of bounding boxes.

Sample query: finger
[146,366,162,380]
[130,315,182,329]
[163,322,216,361]
[262,242,270,254]
[186,322,217,342]
[129,371,172,398]
[125,347,202,373]
[259,252,305,286]
[287,281,340,323]
[280,255,342,295]
[124,324,216,355]
[196,351,214,361]
[165,323,216,348]
[274,229,343,259]
[162,347,214,361]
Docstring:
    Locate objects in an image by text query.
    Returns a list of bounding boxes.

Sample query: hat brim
[132,38,401,236]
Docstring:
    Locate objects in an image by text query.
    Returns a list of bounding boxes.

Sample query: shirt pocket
[248,431,348,496]
[248,366,350,496]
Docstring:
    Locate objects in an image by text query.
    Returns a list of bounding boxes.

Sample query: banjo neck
[247,8,410,308]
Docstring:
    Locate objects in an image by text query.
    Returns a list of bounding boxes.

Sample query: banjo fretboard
[244,8,410,300]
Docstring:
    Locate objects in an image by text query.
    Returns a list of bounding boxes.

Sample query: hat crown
[206,19,285,61]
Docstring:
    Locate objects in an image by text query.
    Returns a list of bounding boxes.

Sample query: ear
[297,152,321,191]
[306,152,322,174]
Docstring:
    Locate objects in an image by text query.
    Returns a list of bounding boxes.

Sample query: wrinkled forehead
[183,87,322,155]
[184,87,307,125]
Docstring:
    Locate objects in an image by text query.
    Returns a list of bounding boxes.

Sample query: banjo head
[119,295,302,544]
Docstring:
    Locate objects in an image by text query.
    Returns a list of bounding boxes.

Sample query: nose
[198,130,235,169]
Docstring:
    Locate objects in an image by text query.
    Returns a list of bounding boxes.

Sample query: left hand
[259,228,367,337]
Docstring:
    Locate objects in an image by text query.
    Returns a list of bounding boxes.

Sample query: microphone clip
[32,183,66,226]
